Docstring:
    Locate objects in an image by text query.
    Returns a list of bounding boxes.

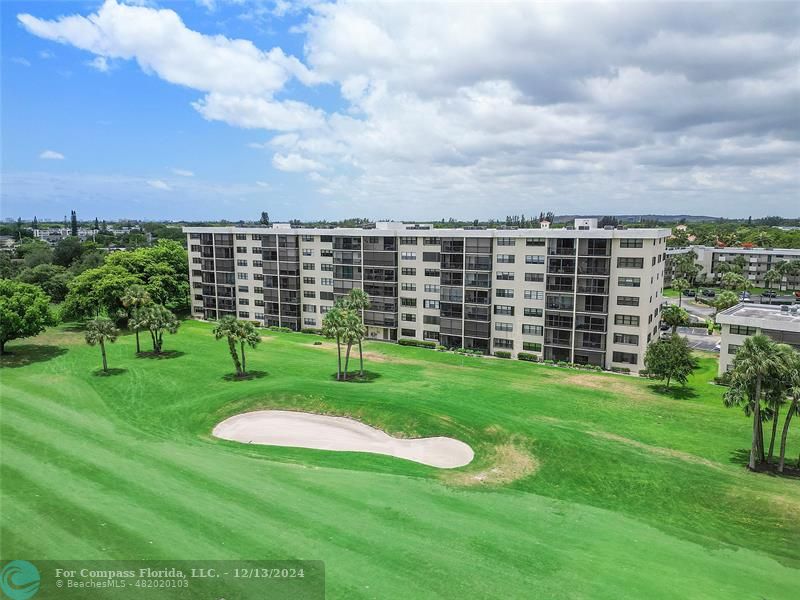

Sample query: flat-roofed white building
[183,220,671,372]
[716,303,800,374]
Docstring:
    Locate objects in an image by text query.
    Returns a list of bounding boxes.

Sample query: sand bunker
[213,410,474,469]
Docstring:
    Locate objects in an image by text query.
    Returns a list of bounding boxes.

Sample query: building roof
[717,302,800,332]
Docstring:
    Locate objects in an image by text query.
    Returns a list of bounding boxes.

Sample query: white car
[714,342,721,352]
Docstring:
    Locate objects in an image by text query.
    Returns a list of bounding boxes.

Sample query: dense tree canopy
[0,279,57,354]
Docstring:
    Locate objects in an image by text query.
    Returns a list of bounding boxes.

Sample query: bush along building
[184,219,670,372]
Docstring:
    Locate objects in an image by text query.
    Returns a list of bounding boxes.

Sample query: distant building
[716,303,800,375]
[665,246,800,289]
[184,219,671,372]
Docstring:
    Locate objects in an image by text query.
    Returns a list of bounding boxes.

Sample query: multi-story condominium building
[184,219,670,372]
[716,303,800,375]
[665,246,800,289]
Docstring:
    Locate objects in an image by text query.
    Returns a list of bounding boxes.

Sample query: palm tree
[671,277,690,307]
[341,308,366,380]
[724,334,783,470]
[721,272,748,293]
[661,304,690,335]
[213,316,243,376]
[130,304,179,354]
[234,320,261,375]
[85,317,119,372]
[778,349,800,473]
[343,288,370,376]
[322,306,347,380]
[712,291,739,317]
[121,284,152,354]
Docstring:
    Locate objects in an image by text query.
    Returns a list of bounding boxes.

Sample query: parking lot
[674,326,720,352]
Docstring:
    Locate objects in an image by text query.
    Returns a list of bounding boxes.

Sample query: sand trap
[213,410,474,469]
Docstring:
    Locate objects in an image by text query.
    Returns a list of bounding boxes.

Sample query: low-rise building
[716,303,800,374]
[666,245,800,289]
[183,219,671,372]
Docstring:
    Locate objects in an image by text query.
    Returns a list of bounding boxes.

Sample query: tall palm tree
[343,288,370,376]
[213,316,243,376]
[341,308,366,380]
[778,349,800,473]
[671,277,690,307]
[725,334,783,470]
[322,307,347,380]
[85,317,119,372]
[661,304,690,335]
[130,304,179,354]
[233,320,261,375]
[121,284,152,354]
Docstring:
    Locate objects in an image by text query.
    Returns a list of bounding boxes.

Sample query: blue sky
[2,1,798,222]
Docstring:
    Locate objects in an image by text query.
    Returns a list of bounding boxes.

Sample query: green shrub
[435,345,446,351]
[494,350,512,359]
[301,328,321,335]
[313,341,322,346]
[517,352,538,362]
[398,339,437,349]
[611,366,631,374]
[543,359,555,365]
[268,326,293,333]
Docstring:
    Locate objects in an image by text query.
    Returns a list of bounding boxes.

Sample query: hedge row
[398,339,437,349]
[494,350,512,358]
[517,352,539,362]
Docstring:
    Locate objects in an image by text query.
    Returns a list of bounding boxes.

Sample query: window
[612,351,638,364]
[613,333,639,345]
[424,284,440,293]
[236,246,247,253]
[423,315,440,325]
[402,313,417,322]
[239,298,250,305]
[303,277,316,284]
[617,257,644,268]
[237,273,248,280]
[400,237,417,245]
[401,328,416,337]
[302,304,316,313]
[494,338,513,349]
[237,260,248,266]
[522,324,543,335]
[253,273,263,280]
[401,283,417,291]
[304,318,317,326]
[303,263,315,270]
[496,289,514,298]
[524,290,544,300]
[401,298,417,307]
[425,268,440,277]
[254,287,263,294]
[423,252,440,262]
[321,249,333,257]
[525,255,545,265]
[321,278,334,286]
[496,237,515,246]
[423,237,441,245]
[526,238,545,246]
[617,295,639,306]
[253,260,263,267]
[238,285,248,292]
[320,291,334,301]
[251,234,263,241]
[304,291,316,298]
[618,277,641,287]
[730,325,757,336]
[252,247,262,254]
[302,249,313,256]
[401,252,417,260]
[401,267,417,276]
[238,311,250,318]
[494,305,514,316]
[236,234,247,240]
[495,322,513,332]
[496,254,515,263]
[619,239,643,249]
[301,235,314,242]
[496,271,515,281]
[423,330,440,340]
[524,307,543,317]
[523,342,542,351]
[614,315,640,326]
[525,272,544,282]
[321,263,333,272]
[423,299,440,309]
[254,299,264,307]
[728,344,740,354]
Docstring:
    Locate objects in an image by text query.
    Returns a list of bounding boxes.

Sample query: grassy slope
[1,321,798,599]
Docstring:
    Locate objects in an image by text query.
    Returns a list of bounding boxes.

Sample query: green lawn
[1,321,798,599]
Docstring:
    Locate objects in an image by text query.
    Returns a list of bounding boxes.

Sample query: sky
[1,0,798,222]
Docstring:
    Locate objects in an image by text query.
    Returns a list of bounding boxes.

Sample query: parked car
[659,331,671,340]
[762,290,777,298]
[659,322,670,331]
[714,341,721,352]
[702,289,716,298]
[684,289,697,297]
[739,291,751,300]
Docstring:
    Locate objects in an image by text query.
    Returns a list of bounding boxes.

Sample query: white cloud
[38,50,54,59]
[171,168,195,177]
[255,180,271,188]
[147,179,171,191]
[11,57,31,66]
[272,153,325,172]
[39,150,65,160]
[87,56,111,72]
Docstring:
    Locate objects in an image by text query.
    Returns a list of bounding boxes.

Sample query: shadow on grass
[329,370,382,383]
[221,370,268,382]
[646,383,699,400]
[61,324,87,333]
[0,345,68,368]
[136,350,185,360]
[92,368,127,377]
[728,448,800,478]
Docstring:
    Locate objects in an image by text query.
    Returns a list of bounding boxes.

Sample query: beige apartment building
[184,219,670,372]
[666,246,800,289]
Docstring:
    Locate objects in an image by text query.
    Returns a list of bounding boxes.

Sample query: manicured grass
[1,321,798,599]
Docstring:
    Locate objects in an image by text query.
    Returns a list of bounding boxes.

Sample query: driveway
[665,296,714,321]
[674,326,720,352]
